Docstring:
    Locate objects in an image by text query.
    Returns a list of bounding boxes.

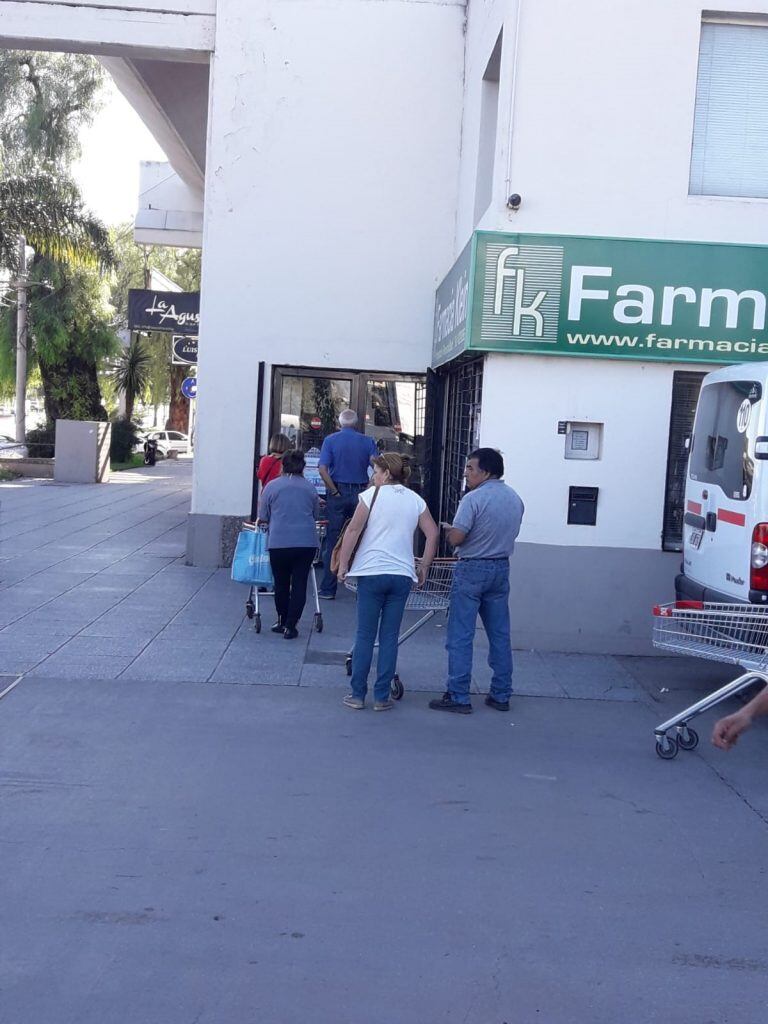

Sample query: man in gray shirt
[429,448,524,715]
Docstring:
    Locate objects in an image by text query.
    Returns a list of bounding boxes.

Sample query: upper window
[690,19,768,198]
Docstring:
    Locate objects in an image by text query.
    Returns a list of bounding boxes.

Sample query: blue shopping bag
[231,528,274,587]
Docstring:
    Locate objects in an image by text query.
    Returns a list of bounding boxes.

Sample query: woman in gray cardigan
[257,449,320,639]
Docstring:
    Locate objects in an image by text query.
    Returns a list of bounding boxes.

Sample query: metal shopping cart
[343,558,456,700]
[651,600,768,759]
[244,520,327,634]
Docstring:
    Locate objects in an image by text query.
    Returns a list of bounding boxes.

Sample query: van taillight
[751,524,768,590]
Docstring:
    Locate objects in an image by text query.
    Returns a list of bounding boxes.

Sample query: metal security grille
[440,357,484,529]
[662,370,705,551]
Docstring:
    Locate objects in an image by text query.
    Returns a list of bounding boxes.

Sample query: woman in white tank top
[337,453,439,711]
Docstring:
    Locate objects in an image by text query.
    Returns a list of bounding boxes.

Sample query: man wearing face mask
[429,448,524,715]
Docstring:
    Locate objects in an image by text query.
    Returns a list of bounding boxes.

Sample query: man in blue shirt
[429,448,524,715]
[318,409,378,598]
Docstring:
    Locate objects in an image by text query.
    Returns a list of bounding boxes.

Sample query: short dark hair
[282,449,306,475]
[468,448,504,478]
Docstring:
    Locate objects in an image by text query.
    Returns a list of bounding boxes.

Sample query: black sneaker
[283,627,299,640]
[270,621,285,634]
[428,695,472,714]
[484,695,510,712]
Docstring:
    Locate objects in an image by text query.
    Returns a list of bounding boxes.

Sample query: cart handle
[652,600,704,616]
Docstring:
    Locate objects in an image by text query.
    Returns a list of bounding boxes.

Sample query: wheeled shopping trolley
[244,520,327,634]
[651,601,768,759]
[344,558,456,700]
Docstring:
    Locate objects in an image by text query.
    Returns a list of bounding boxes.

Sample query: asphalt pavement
[1,464,767,1022]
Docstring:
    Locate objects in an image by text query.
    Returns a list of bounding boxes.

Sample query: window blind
[690,23,768,198]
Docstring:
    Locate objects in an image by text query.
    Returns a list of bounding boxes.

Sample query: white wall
[480,353,691,550]
[193,0,466,517]
[457,0,768,556]
[457,0,768,248]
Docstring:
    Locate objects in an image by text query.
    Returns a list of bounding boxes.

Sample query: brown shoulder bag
[330,486,380,576]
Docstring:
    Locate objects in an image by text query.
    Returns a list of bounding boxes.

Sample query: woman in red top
[258,433,291,488]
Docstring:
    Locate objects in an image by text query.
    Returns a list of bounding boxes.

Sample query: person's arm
[444,495,474,550]
[445,525,467,548]
[337,500,370,582]
[416,507,439,587]
[319,465,338,496]
[256,483,272,527]
[712,685,768,750]
[257,456,267,486]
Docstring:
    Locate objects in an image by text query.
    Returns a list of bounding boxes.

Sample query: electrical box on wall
[563,421,602,460]
[568,486,599,526]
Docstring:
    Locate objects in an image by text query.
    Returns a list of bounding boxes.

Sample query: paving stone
[26,654,135,679]
[120,638,231,682]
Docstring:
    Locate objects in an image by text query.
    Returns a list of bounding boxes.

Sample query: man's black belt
[459,556,510,562]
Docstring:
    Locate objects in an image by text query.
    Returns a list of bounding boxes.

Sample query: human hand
[338,564,349,583]
[416,562,429,588]
[712,709,753,751]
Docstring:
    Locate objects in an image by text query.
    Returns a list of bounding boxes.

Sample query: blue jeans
[350,574,412,702]
[445,559,513,705]
[320,483,366,596]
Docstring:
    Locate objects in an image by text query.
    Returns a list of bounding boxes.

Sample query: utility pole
[14,235,27,444]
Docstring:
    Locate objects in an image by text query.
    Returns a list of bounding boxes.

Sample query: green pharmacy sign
[432,231,768,367]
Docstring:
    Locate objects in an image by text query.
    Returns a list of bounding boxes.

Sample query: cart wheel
[677,725,699,751]
[314,612,323,634]
[245,599,255,620]
[391,675,404,701]
[345,656,352,677]
[254,613,262,634]
[655,734,679,760]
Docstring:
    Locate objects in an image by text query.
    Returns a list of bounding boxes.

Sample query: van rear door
[684,378,762,601]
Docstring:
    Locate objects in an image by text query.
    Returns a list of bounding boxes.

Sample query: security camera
[507,193,522,211]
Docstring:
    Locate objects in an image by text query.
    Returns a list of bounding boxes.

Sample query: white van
[676,362,768,606]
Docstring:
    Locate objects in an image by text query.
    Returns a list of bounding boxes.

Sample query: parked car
[135,430,190,458]
[0,434,28,459]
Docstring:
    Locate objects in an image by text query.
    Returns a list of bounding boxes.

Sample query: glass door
[272,369,355,495]
[361,377,426,494]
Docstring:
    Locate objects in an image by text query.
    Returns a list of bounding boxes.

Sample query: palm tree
[111,337,152,423]
[0,169,113,272]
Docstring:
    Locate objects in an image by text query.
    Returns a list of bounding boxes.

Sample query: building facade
[4,0,768,652]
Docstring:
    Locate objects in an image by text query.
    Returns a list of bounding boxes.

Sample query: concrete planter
[0,457,54,479]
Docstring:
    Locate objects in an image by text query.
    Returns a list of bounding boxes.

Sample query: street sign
[181,376,198,400]
[310,415,322,430]
[171,335,198,365]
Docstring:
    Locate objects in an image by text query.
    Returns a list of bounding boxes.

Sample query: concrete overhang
[134,161,203,248]
[102,57,209,193]
[0,0,214,63]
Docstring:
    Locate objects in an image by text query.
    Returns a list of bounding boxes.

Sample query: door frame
[270,365,426,440]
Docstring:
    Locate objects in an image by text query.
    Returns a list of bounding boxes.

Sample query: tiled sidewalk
[0,462,731,704]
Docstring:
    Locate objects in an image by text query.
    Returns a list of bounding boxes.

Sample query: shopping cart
[244,520,327,634]
[651,600,768,759]
[343,558,456,700]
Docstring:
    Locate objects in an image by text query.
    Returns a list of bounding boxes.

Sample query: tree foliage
[0,52,104,169]
[0,51,116,424]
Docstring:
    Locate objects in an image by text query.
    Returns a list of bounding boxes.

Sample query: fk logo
[494,247,547,337]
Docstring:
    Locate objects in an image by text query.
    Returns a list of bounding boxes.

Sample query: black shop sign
[171,335,199,365]
[128,289,200,333]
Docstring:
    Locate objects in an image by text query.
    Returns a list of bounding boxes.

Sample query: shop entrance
[271,367,427,490]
